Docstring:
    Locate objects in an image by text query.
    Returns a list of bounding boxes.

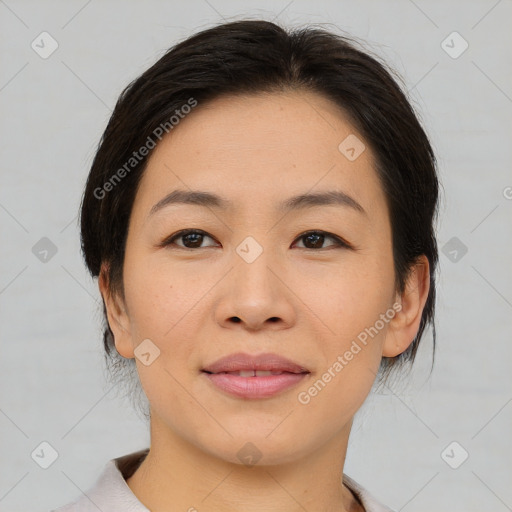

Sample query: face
[101,90,428,465]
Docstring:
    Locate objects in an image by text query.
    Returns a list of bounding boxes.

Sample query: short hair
[79,19,439,409]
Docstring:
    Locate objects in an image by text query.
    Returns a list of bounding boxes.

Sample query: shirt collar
[77,449,394,512]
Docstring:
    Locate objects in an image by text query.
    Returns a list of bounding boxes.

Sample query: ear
[98,263,135,359]
[383,255,430,357]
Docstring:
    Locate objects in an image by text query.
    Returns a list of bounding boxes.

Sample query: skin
[100,90,430,512]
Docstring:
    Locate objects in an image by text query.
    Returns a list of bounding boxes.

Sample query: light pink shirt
[52,449,395,512]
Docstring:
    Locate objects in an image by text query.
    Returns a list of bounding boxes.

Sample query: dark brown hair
[80,19,439,399]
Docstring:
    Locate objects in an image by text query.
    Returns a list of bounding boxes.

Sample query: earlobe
[382,255,430,358]
[98,265,135,359]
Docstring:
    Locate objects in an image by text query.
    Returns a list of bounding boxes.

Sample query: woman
[54,18,439,512]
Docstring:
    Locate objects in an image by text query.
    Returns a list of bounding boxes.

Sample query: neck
[126,413,362,512]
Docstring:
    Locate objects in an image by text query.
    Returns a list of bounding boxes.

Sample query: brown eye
[161,229,350,251]
[164,229,217,249]
[293,230,349,250]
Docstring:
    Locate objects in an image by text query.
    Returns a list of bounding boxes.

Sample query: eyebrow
[148,189,367,218]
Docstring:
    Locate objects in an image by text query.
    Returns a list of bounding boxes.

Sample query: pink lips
[202,352,310,399]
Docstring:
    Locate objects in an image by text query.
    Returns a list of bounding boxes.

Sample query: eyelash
[160,229,352,251]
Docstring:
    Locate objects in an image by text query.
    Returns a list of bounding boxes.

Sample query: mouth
[201,352,310,399]
[202,351,310,374]
[203,369,302,377]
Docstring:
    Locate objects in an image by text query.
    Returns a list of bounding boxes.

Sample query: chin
[203,432,315,468]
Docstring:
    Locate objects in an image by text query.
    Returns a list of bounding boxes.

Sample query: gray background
[1,1,511,511]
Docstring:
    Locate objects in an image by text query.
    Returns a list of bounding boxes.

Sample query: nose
[214,248,296,332]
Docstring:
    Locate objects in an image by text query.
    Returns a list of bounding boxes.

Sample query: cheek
[294,352,378,443]
[311,260,394,344]
[123,252,196,338]
[122,256,209,396]
[296,269,394,420]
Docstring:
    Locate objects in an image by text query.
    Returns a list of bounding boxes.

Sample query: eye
[162,229,218,249]
[293,230,351,250]
[160,229,351,251]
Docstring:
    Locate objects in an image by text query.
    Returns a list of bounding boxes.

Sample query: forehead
[132,90,386,221]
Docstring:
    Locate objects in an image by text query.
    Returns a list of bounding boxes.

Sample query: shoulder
[343,474,396,512]
[51,450,150,512]
[51,453,393,512]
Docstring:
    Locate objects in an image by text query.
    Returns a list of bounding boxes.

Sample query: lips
[201,352,310,399]
[201,352,310,375]
[215,370,287,377]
